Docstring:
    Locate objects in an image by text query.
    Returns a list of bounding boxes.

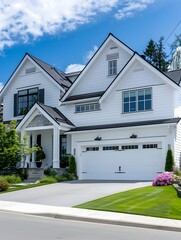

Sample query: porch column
[31,133,36,168]
[20,131,25,168]
[53,127,60,168]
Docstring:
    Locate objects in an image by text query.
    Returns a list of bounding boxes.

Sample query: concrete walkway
[0,200,181,232]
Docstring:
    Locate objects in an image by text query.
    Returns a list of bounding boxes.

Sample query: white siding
[60,62,174,126]
[175,122,181,169]
[174,89,181,117]
[3,59,62,121]
[70,40,132,96]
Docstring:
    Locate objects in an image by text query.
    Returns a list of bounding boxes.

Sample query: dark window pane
[124,103,129,112]
[145,100,151,110]
[130,102,136,112]
[138,101,144,111]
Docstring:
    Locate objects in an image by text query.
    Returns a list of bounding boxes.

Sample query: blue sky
[0,0,180,90]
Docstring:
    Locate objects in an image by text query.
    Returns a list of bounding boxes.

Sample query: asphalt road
[0,211,180,240]
[0,181,150,207]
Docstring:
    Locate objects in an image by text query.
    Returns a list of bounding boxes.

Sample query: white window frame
[75,102,100,113]
[122,88,152,113]
[108,60,117,76]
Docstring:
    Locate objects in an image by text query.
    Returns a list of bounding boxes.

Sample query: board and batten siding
[3,60,62,121]
[174,89,181,117]
[70,41,132,96]
[174,122,181,169]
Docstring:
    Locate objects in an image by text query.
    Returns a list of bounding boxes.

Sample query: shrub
[165,149,174,172]
[55,175,69,182]
[68,155,77,176]
[152,173,172,186]
[0,177,9,191]
[6,175,22,184]
[18,168,29,180]
[39,176,57,184]
[44,168,57,177]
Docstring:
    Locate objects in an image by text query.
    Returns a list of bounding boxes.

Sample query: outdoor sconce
[94,136,102,141]
[130,133,137,139]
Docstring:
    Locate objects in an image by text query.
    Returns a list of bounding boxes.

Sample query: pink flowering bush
[152,172,172,186]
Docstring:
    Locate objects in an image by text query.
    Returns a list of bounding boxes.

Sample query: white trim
[0,54,65,98]
[99,54,180,103]
[61,34,134,102]
[60,97,100,105]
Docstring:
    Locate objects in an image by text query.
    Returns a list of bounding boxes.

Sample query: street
[0,212,180,240]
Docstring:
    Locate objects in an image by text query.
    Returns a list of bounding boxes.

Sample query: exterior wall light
[94,136,102,141]
[130,134,137,139]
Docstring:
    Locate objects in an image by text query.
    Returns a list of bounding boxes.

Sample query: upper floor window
[108,60,117,76]
[18,88,38,115]
[123,88,152,113]
[75,103,100,113]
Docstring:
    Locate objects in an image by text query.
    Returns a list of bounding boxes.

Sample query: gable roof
[61,33,134,102]
[28,54,72,90]
[99,52,180,103]
[63,91,104,102]
[0,53,71,99]
[16,102,74,131]
[37,102,74,126]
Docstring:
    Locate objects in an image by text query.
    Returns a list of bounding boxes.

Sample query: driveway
[0,181,151,207]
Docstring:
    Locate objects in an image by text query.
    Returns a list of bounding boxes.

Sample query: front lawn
[76,185,181,220]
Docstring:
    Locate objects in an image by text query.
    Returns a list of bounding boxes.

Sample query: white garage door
[80,143,163,180]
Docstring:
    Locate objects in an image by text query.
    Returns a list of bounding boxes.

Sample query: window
[86,147,99,151]
[122,145,138,150]
[143,144,158,149]
[25,67,36,74]
[18,88,38,115]
[108,60,117,75]
[75,103,100,113]
[123,88,152,113]
[103,146,119,151]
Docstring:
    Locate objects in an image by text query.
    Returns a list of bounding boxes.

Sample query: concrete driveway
[0,181,151,207]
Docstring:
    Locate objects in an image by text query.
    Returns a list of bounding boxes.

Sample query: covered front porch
[16,102,74,169]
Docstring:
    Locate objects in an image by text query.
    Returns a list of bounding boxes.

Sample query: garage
[80,143,164,180]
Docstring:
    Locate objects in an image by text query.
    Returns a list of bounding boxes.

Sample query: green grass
[76,185,181,220]
[0,182,53,194]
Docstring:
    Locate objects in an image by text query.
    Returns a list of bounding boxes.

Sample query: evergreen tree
[144,37,169,71]
[165,149,174,172]
[144,39,157,65]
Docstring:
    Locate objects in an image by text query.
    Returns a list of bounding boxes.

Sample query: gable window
[75,103,100,113]
[123,88,152,113]
[18,88,38,115]
[108,60,117,76]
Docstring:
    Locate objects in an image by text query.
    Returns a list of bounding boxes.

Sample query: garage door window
[143,144,158,149]
[103,146,119,151]
[86,147,99,151]
[122,145,138,150]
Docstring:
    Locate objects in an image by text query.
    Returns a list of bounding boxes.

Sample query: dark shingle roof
[64,91,105,102]
[164,69,181,85]
[28,54,72,90]
[37,102,74,126]
[68,118,180,132]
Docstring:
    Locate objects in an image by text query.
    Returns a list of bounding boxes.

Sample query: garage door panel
[81,145,164,180]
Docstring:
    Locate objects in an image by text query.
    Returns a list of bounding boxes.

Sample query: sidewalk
[0,200,181,232]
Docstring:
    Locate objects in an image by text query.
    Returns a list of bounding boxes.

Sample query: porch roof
[37,102,74,127]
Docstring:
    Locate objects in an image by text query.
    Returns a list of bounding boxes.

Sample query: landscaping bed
[75,185,181,220]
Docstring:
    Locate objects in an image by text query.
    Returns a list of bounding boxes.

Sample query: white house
[1,33,181,180]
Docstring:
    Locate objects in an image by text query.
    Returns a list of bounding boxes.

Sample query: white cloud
[86,45,98,61]
[115,0,154,20]
[65,64,85,73]
[0,0,155,51]
[0,0,118,51]
[0,82,4,91]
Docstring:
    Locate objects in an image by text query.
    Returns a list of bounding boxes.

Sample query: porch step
[23,168,44,183]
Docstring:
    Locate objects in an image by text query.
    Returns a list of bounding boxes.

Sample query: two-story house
[1,33,181,180]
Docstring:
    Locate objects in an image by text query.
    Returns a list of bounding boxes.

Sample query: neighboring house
[1,33,181,180]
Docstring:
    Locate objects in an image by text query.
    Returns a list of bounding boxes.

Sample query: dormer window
[108,60,117,76]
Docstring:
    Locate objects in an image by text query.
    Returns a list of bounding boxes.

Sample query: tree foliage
[144,37,169,71]
[0,121,21,169]
[165,149,174,172]
[0,121,38,170]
